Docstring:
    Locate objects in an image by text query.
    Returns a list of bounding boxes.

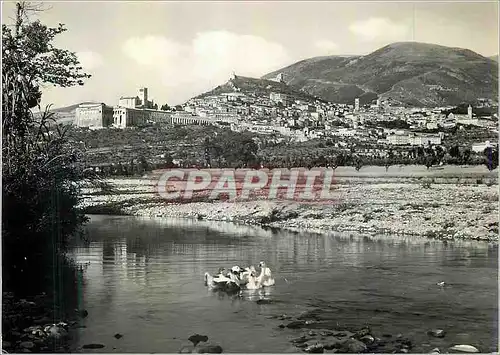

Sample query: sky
[2,0,499,108]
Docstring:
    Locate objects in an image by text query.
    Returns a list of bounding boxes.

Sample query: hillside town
[71,72,498,168]
[3,1,499,354]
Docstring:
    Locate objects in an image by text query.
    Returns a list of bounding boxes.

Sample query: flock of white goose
[204,261,275,292]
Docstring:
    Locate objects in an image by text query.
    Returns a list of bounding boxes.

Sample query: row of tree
[94,144,497,176]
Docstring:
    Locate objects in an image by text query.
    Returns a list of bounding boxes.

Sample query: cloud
[76,51,104,70]
[349,17,411,42]
[121,31,291,93]
[314,39,338,53]
[122,36,185,66]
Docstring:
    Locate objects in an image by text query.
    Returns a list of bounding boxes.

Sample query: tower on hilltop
[270,72,285,83]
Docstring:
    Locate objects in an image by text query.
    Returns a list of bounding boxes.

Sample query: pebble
[428,329,446,338]
[114,333,123,339]
[449,345,480,353]
[194,344,223,354]
[341,338,367,353]
[304,343,324,353]
[19,342,34,350]
[179,344,195,353]
[354,327,371,339]
[359,335,375,344]
[286,320,305,329]
[256,299,273,305]
[188,334,208,346]
[82,344,105,349]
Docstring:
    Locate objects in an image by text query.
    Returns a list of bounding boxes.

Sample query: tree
[449,145,460,159]
[129,159,136,176]
[461,148,471,165]
[160,103,170,111]
[2,2,94,295]
[164,153,174,168]
[2,3,91,170]
[354,155,364,171]
[139,155,150,173]
[332,152,347,169]
[434,146,445,165]
[116,161,124,175]
[209,131,258,168]
[385,149,394,171]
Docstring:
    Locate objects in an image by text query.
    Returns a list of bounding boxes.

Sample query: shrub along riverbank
[2,3,95,353]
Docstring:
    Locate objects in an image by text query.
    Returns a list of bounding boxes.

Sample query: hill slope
[193,74,323,103]
[263,42,498,107]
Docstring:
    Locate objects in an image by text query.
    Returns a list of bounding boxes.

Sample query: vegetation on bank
[65,122,498,177]
[2,2,94,298]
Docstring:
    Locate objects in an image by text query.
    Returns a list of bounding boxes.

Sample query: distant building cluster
[75,87,168,129]
[74,86,246,130]
[73,73,497,156]
[269,73,285,83]
[386,132,444,146]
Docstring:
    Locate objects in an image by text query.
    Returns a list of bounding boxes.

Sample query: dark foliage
[2,2,93,296]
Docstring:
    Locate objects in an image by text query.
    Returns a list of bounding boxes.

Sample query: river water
[68,215,498,353]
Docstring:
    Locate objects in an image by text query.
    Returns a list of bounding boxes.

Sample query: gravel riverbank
[80,166,499,242]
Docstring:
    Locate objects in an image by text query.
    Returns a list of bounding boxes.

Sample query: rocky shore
[1,292,88,353]
[267,308,482,354]
[80,166,498,242]
[1,291,226,354]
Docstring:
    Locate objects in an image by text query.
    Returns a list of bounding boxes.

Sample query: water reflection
[67,216,498,353]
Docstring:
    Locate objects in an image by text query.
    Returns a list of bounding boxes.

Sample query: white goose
[239,265,256,286]
[256,261,275,287]
[245,267,261,290]
[204,267,230,290]
[239,267,250,285]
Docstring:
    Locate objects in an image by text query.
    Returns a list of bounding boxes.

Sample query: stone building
[112,107,147,128]
[74,103,114,129]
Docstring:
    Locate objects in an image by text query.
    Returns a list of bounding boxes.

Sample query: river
[67,215,498,353]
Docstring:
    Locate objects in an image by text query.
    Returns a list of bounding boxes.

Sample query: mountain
[193,74,323,103]
[263,42,498,107]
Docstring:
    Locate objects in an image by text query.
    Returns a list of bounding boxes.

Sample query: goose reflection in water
[243,287,273,302]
